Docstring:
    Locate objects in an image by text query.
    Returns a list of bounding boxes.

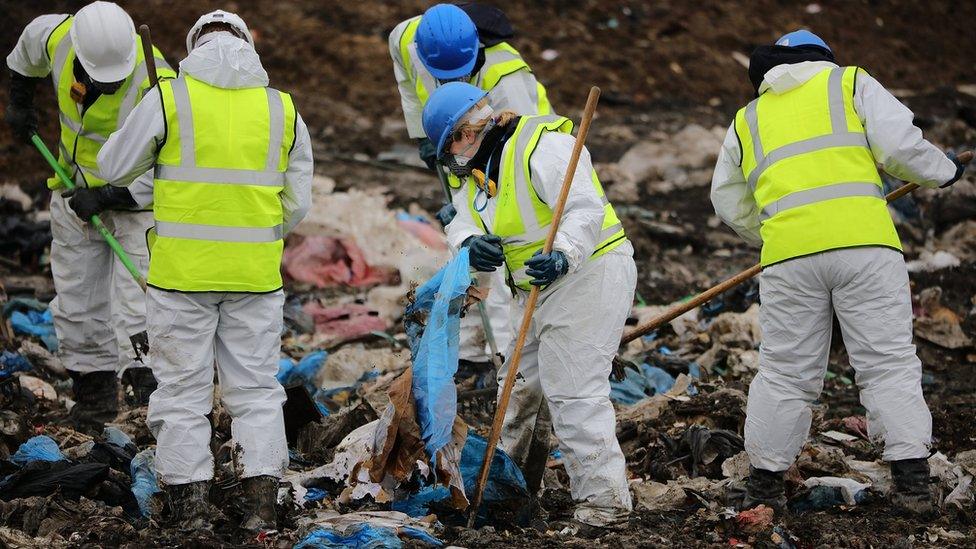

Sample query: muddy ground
[2,1,976,548]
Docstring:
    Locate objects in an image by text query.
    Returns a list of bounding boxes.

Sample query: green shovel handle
[31,133,147,292]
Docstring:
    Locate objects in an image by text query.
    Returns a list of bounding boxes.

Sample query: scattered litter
[736,504,774,533]
[0,351,32,378]
[10,435,64,466]
[18,375,58,400]
[130,448,159,518]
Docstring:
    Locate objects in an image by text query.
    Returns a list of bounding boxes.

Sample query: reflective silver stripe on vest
[759,181,883,221]
[155,221,283,243]
[265,89,285,171]
[58,113,107,144]
[50,32,72,96]
[155,165,285,187]
[170,78,196,166]
[116,61,148,125]
[746,67,869,191]
[407,42,439,97]
[509,115,566,237]
[484,48,520,65]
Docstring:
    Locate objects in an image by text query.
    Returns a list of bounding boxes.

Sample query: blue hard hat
[775,29,831,52]
[415,4,479,81]
[422,82,488,158]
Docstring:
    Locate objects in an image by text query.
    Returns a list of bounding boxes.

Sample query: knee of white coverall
[48,192,118,374]
[745,258,833,472]
[105,210,152,371]
[829,248,932,461]
[214,291,288,480]
[536,254,634,516]
[145,289,220,485]
[497,335,544,465]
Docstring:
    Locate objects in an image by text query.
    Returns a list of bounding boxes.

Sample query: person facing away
[95,9,313,532]
[710,29,967,517]
[422,81,636,529]
[5,0,176,431]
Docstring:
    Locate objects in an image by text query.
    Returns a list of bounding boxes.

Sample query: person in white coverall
[422,82,634,528]
[96,10,313,532]
[710,30,968,516]
[5,1,176,430]
[390,3,553,365]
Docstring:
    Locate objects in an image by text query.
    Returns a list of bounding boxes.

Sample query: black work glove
[435,203,457,226]
[941,151,968,188]
[5,71,41,144]
[524,250,569,286]
[66,185,136,221]
[464,234,504,272]
[417,137,438,171]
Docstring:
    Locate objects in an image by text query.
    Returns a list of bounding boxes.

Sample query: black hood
[748,45,836,96]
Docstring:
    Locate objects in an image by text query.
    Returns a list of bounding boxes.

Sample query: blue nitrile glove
[525,250,569,286]
[435,203,456,226]
[941,151,968,188]
[464,234,504,272]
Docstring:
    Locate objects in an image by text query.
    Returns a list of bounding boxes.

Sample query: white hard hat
[70,1,137,83]
[185,10,254,54]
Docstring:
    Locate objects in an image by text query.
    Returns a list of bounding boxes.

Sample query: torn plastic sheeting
[610,363,676,405]
[801,476,871,505]
[295,510,444,548]
[130,448,159,518]
[0,461,109,500]
[10,435,64,466]
[393,432,529,520]
[0,351,32,379]
[295,523,442,549]
[789,484,869,513]
[9,309,58,352]
[278,351,329,393]
[403,248,470,461]
[283,234,400,288]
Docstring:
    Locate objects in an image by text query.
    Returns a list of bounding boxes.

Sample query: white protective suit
[390,16,549,362]
[96,33,313,484]
[448,132,636,525]
[7,14,160,375]
[711,61,957,471]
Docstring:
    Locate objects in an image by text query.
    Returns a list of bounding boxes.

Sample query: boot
[890,458,936,517]
[68,371,119,434]
[241,475,279,532]
[122,366,157,406]
[736,467,787,514]
[168,481,213,531]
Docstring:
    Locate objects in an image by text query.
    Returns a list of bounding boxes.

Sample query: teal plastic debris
[294,523,443,548]
[9,309,58,352]
[403,248,470,463]
[0,351,32,378]
[103,426,133,448]
[610,363,676,405]
[130,448,160,518]
[393,432,529,522]
[277,350,328,393]
[11,435,64,466]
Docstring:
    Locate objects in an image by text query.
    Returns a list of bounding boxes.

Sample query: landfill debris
[0,351,32,378]
[736,504,774,533]
[18,375,58,400]
[10,435,64,466]
[914,286,972,349]
[129,448,160,518]
[295,511,443,548]
[283,234,399,288]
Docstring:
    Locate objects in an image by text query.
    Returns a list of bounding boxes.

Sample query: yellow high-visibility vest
[149,75,297,293]
[466,115,626,291]
[45,15,175,190]
[735,65,901,266]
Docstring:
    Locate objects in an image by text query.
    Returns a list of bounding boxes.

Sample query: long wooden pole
[619,150,973,345]
[467,87,602,527]
[138,25,159,88]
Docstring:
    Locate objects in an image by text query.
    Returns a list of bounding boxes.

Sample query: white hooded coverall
[7,14,161,375]
[390,17,550,362]
[711,61,957,471]
[448,132,636,525]
[96,33,314,485]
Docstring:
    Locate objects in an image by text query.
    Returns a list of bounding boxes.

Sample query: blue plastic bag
[609,363,676,405]
[103,426,133,448]
[0,351,32,378]
[403,248,470,462]
[11,435,64,466]
[394,432,529,520]
[130,448,160,518]
[277,351,328,393]
[294,524,403,549]
[10,309,58,352]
